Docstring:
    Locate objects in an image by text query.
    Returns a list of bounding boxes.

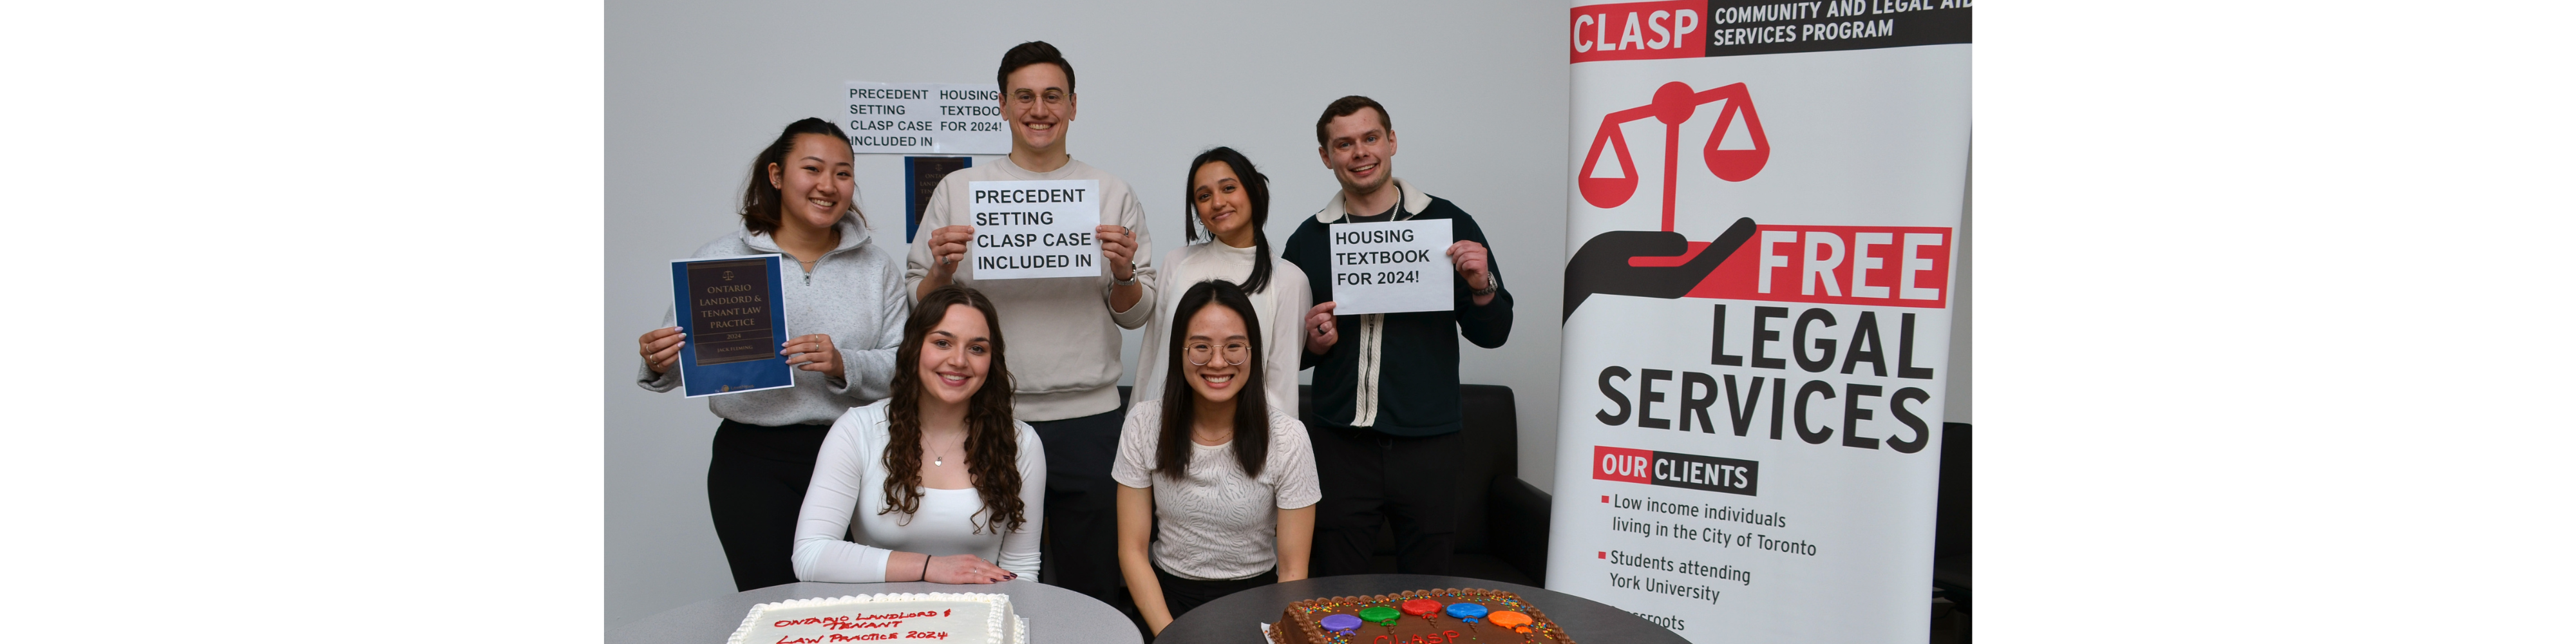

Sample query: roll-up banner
[1548,2,1969,641]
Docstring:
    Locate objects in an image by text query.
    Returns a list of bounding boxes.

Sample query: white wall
[607,0,1575,627]
[605,0,1969,628]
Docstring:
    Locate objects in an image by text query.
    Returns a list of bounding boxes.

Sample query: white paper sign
[967,180,1101,280]
[1327,219,1452,315]
[842,82,1009,155]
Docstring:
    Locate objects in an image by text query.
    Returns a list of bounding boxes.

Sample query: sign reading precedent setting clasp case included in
[966,179,1102,280]
[670,254,795,398]
[844,82,1009,155]
[1327,218,1453,316]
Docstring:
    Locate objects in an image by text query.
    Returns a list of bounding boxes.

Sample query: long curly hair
[881,285,1025,534]
[1153,279,1270,480]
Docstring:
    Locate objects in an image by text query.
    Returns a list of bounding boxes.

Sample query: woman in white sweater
[1132,147,1311,411]
[1115,280,1321,634]
[791,285,1043,583]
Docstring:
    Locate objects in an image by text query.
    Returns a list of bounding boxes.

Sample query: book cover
[670,254,795,397]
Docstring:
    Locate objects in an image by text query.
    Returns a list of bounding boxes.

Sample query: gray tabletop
[609,580,1142,644]
[1157,574,1687,643]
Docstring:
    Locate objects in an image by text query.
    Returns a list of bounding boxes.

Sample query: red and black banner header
[1570,0,1971,62]
[1595,446,1761,496]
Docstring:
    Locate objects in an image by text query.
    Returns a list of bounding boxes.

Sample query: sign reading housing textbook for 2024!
[1327,219,1452,316]
[1549,1,1969,642]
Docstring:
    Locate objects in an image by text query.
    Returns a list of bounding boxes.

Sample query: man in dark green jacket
[1282,95,1514,576]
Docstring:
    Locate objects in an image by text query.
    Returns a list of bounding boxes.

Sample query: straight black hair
[1181,146,1275,293]
[1153,280,1269,480]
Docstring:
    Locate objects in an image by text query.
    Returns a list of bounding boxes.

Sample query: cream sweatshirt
[904,156,1155,422]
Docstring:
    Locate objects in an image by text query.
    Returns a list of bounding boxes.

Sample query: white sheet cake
[726,592,1027,644]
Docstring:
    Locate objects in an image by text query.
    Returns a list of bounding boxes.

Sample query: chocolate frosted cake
[1270,588,1575,644]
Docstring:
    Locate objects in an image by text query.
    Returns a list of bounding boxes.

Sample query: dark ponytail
[1181,147,1274,293]
[742,117,862,234]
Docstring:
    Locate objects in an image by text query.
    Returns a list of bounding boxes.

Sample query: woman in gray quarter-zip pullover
[634,118,909,591]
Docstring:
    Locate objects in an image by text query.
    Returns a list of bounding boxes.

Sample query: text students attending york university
[1282,96,1514,578]
[634,118,910,592]
[905,41,1155,605]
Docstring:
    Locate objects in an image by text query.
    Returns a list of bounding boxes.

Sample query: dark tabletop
[1157,574,1685,643]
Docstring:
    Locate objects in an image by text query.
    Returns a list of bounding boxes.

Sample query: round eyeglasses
[1185,341,1250,366]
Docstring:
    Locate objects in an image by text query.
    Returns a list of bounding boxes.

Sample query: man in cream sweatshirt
[906,41,1154,607]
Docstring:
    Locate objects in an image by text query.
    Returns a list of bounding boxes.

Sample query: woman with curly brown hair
[790,285,1044,583]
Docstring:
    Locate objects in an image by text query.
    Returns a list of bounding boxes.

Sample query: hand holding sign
[925,225,974,280]
[1448,239,1495,301]
[779,333,843,380]
[1303,301,1339,354]
[1095,223,1137,281]
[638,326,686,375]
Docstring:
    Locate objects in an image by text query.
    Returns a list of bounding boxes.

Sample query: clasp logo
[1570,1,1707,63]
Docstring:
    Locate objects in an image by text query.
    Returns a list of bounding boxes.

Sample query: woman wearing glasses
[1112,280,1320,635]
[1130,147,1310,411]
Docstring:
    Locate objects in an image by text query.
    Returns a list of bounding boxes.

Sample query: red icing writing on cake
[773,609,944,629]
[770,633,951,643]
[1370,630,1463,643]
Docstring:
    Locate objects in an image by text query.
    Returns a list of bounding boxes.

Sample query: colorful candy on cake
[1269,588,1575,644]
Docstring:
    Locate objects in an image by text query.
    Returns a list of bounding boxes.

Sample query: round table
[609,579,1141,644]
[1158,574,1685,643]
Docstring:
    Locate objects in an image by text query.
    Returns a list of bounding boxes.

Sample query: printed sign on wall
[1326,219,1452,316]
[1549,1,1971,642]
[843,82,1009,155]
[966,180,1101,280]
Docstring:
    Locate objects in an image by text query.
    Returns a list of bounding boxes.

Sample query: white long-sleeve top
[791,399,1046,582]
[1131,240,1312,411]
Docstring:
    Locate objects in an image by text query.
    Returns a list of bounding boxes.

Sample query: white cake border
[727,592,1016,644]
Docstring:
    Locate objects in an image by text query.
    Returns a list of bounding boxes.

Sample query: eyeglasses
[1185,341,1250,366]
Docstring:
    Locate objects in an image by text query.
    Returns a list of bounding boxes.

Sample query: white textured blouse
[791,399,1046,582]
[1110,402,1321,581]
[1132,240,1312,412]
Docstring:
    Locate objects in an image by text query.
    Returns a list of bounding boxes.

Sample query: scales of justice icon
[1578,80,1772,231]
[1562,80,1774,320]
